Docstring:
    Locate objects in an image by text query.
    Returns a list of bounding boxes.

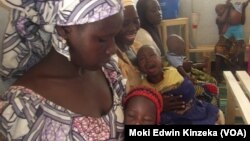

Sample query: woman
[114,0,161,92]
[136,0,165,56]
[114,0,142,92]
[0,0,125,140]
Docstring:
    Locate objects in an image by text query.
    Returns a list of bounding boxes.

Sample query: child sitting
[166,34,217,85]
[165,34,219,106]
[123,86,163,125]
[136,45,225,125]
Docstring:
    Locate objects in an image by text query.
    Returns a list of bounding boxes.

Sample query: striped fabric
[0,60,126,141]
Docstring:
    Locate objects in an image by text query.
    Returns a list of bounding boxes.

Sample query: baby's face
[137,46,162,76]
[124,96,156,125]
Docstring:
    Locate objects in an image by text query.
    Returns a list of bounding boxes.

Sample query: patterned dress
[0,62,126,141]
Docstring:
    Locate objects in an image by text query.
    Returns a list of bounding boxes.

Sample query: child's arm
[241,0,250,24]
[243,0,250,7]
[177,66,189,78]
[177,65,196,84]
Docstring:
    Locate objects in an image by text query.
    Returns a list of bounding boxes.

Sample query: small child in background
[136,45,225,125]
[165,34,219,106]
[123,86,163,125]
[165,34,187,78]
[166,34,217,85]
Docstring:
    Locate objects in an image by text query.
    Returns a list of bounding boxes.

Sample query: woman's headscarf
[122,0,134,7]
[0,0,122,79]
[123,86,163,124]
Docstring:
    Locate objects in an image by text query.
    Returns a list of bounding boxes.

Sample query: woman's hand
[162,95,186,112]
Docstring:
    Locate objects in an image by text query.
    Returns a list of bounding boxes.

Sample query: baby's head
[136,45,163,77]
[167,34,185,56]
[123,86,163,125]
[166,34,186,68]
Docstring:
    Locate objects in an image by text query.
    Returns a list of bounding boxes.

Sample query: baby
[123,86,163,125]
[166,34,217,85]
[136,45,225,125]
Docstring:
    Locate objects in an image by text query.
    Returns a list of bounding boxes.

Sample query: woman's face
[145,0,162,25]
[65,11,123,70]
[137,47,162,76]
[125,96,156,125]
[115,6,140,47]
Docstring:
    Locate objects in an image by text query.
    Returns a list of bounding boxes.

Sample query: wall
[183,0,250,46]
[1,0,250,48]
[136,0,250,46]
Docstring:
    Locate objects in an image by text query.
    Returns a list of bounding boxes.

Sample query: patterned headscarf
[123,86,163,124]
[0,0,122,78]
